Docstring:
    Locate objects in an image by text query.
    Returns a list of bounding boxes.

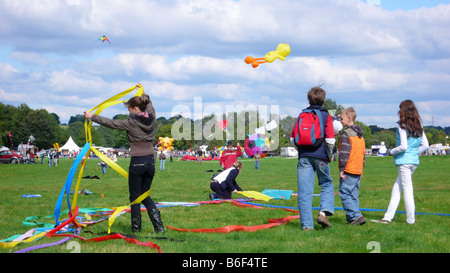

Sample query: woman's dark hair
[398,100,423,137]
[124,93,150,112]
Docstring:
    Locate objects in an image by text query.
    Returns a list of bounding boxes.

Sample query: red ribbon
[46,206,80,237]
[50,233,162,253]
[45,205,161,253]
[167,201,299,233]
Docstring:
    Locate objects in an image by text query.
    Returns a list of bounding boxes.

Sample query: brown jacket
[90,101,156,157]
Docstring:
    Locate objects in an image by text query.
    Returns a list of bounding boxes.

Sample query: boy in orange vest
[339,107,366,225]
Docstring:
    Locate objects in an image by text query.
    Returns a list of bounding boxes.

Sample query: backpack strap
[312,109,326,138]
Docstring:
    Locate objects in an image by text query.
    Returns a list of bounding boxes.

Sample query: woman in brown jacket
[84,93,164,234]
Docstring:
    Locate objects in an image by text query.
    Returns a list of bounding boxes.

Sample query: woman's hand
[84,111,93,119]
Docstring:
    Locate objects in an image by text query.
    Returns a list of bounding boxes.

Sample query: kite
[245,43,291,68]
[244,133,270,158]
[328,109,343,136]
[53,143,60,153]
[7,131,13,149]
[216,119,231,144]
[216,119,228,131]
[237,191,273,202]
[158,137,174,152]
[27,135,35,146]
[261,189,293,200]
[98,35,111,44]
[265,120,278,131]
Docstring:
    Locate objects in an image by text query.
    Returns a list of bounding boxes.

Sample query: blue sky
[379,0,448,10]
[0,0,449,129]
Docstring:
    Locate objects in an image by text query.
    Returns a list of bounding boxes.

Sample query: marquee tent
[59,136,81,152]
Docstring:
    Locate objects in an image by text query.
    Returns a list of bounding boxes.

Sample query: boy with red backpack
[290,87,336,230]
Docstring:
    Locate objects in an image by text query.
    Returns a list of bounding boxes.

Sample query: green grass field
[0,155,449,254]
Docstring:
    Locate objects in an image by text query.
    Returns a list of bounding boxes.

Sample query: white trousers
[383,164,417,224]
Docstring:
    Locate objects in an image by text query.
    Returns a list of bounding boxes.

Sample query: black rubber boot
[148,209,165,234]
[131,216,141,233]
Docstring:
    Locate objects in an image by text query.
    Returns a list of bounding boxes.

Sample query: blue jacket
[392,125,428,166]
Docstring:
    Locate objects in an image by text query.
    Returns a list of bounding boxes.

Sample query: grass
[0,155,449,254]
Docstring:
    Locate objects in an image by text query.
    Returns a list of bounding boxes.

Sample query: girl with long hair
[376,100,429,224]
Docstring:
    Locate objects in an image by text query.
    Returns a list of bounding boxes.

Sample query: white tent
[59,136,81,152]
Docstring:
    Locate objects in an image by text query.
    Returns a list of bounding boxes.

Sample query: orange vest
[339,128,365,175]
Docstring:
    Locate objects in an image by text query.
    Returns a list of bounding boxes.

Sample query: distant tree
[51,113,61,125]
[372,129,396,147]
[323,98,344,113]
[68,114,85,125]
[97,126,115,147]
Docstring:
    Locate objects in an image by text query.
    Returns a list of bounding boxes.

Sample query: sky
[0,0,449,129]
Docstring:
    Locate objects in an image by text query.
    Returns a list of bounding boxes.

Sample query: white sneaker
[370,219,390,224]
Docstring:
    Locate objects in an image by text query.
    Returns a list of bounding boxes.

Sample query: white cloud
[0,0,449,128]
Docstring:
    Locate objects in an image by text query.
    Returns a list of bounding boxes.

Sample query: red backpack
[291,109,326,148]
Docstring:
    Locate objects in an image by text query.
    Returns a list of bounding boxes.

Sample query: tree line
[1,101,448,152]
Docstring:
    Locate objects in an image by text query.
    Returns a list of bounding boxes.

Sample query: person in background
[220,141,242,170]
[209,162,244,200]
[254,151,261,169]
[159,152,166,170]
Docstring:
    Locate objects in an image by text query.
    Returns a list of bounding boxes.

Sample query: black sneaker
[209,193,217,200]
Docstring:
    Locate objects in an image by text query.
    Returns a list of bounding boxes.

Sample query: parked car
[0,150,23,164]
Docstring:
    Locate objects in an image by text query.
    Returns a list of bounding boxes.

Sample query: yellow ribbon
[1,84,148,248]
[107,189,151,234]
[0,231,46,249]
[72,83,151,233]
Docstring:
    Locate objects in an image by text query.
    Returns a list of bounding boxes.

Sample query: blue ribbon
[53,142,91,226]
[240,201,450,217]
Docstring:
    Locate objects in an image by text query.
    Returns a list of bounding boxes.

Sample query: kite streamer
[14,228,81,253]
[107,190,150,234]
[81,84,147,233]
[53,142,91,226]
[167,200,299,233]
[50,84,150,233]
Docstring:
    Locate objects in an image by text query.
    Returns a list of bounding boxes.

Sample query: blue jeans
[159,159,165,170]
[255,161,259,169]
[297,157,334,229]
[339,173,362,222]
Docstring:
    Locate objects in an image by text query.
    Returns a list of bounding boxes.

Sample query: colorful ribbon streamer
[53,142,91,226]
[166,200,299,233]
[107,189,150,234]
